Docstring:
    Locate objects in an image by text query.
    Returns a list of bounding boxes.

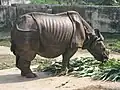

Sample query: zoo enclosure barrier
[0,4,120,39]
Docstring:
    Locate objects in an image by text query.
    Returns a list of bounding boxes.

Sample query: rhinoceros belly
[37,44,67,58]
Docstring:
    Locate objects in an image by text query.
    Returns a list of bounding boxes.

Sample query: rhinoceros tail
[10,40,16,55]
[10,21,17,55]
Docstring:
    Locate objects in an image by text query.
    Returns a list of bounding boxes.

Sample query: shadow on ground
[0,71,52,84]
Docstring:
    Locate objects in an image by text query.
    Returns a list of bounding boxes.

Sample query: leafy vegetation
[30,0,58,4]
[30,0,120,5]
[103,33,120,53]
[107,40,120,53]
[93,58,120,81]
[37,57,120,82]
[0,39,11,47]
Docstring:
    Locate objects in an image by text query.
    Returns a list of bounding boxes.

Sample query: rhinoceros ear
[94,29,104,41]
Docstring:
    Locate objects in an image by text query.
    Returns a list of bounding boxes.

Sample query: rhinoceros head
[82,29,109,62]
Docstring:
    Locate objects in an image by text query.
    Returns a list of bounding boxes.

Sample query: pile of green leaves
[93,58,120,81]
[37,57,120,82]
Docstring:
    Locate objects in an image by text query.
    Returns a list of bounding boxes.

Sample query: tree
[56,0,62,4]
[100,0,118,5]
[29,0,120,5]
[116,0,120,4]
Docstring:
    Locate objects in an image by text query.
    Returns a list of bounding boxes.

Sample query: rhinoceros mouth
[94,54,109,62]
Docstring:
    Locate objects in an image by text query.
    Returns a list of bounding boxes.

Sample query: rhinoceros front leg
[60,48,78,75]
[16,51,36,78]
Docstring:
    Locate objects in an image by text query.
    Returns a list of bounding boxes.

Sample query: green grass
[30,0,58,4]
[0,55,15,70]
[0,38,11,47]
[103,33,120,53]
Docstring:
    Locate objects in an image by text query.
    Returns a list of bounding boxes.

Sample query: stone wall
[0,4,52,39]
[12,4,52,17]
[52,5,120,33]
[0,4,120,39]
[0,6,16,39]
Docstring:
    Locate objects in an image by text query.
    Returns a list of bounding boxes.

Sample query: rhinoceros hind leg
[60,48,78,75]
[16,51,36,78]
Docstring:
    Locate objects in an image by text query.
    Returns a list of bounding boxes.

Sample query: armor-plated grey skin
[11,11,109,78]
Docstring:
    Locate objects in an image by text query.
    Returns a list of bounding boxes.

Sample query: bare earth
[0,46,120,90]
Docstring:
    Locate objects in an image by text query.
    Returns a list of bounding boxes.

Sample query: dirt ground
[0,46,120,90]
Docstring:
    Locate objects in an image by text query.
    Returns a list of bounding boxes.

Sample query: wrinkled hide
[12,11,86,58]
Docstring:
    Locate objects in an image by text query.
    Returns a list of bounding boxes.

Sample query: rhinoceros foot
[58,68,69,76]
[21,72,37,78]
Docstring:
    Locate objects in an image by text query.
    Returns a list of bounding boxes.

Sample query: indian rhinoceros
[10,11,109,78]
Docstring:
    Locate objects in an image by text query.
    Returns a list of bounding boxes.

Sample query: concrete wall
[1,0,30,5]
[52,5,120,33]
[0,4,120,39]
[0,6,16,39]
[0,4,52,39]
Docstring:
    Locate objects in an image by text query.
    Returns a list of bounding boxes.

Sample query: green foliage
[37,57,120,82]
[30,0,58,4]
[0,39,11,47]
[96,0,119,5]
[103,33,120,53]
[93,58,120,81]
[0,55,15,70]
[30,0,120,5]
[35,58,53,71]
[108,41,120,52]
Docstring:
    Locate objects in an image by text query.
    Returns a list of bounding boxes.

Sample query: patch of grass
[103,33,120,53]
[106,40,120,52]
[31,0,58,4]
[33,57,53,71]
[0,38,11,47]
[0,55,15,70]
